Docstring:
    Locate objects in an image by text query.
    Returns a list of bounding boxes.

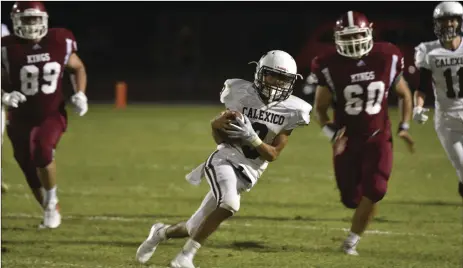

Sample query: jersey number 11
[444,67,463,98]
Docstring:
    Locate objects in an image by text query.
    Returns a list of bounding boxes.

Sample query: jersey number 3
[344,81,385,115]
[20,61,61,96]
[242,122,268,159]
[444,67,463,98]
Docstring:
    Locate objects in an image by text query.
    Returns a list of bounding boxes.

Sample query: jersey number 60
[344,81,386,115]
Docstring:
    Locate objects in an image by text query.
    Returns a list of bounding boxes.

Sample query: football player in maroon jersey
[1,1,88,229]
[313,11,414,255]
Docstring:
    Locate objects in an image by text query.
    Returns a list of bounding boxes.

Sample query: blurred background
[2,3,462,267]
[1,1,438,105]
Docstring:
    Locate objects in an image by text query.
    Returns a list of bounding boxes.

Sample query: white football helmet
[433,1,463,42]
[250,50,302,102]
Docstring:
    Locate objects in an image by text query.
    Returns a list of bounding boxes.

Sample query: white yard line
[1,259,168,268]
[3,212,441,238]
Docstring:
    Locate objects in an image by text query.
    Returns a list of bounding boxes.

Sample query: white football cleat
[341,241,359,256]
[170,252,195,268]
[39,203,61,229]
[136,223,168,263]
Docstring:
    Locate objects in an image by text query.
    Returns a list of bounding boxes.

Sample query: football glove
[71,92,88,116]
[412,106,429,124]
[1,91,26,108]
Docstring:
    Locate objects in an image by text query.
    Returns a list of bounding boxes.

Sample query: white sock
[182,238,201,258]
[345,231,361,247]
[45,186,58,207]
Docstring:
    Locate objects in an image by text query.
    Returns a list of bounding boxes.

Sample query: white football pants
[434,111,463,183]
[185,150,251,236]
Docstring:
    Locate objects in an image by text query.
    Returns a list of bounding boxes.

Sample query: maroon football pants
[333,135,393,209]
[7,114,66,189]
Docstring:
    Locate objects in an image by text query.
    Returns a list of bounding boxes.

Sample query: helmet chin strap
[252,84,270,104]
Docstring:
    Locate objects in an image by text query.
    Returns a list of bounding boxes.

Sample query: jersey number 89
[20,61,61,96]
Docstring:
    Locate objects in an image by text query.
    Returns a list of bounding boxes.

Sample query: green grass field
[1,105,462,268]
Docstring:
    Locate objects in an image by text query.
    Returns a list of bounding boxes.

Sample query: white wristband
[322,125,336,140]
[399,122,410,131]
[249,135,263,147]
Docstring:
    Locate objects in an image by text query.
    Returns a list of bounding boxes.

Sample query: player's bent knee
[365,185,387,203]
[458,182,463,198]
[185,201,238,236]
[185,220,197,237]
[341,197,358,209]
[219,196,240,214]
[218,202,239,214]
[32,141,54,168]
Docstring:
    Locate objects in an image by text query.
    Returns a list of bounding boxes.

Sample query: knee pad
[459,182,463,198]
[218,195,240,214]
[32,140,54,168]
[341,197,358,209]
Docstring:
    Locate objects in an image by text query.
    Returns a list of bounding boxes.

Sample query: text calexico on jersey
[218,78,312,184]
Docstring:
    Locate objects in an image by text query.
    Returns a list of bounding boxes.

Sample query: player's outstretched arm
[66,53,88,116]
[314,85,333,127]
[412,68,432,124]
[66,53,87,94]
[254,130,291,162]
[314,85,344,141]
[414,90,426,108]
[1,67,26,108]
[224,115,290,162]
[314,85,347,154]
[394,76,413,125]
[394,76,415,153]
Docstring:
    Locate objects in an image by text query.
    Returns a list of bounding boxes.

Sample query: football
[216,110,243,145]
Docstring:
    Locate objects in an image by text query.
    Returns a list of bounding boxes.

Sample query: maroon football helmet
[11,1,48,40]
[334,11,373,58]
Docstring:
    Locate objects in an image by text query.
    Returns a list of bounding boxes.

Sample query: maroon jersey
[312,42,404,138]
[1,28,77,124]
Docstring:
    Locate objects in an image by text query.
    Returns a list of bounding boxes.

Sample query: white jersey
[415,40,463,112]
[1,24,10,38]
[218,78,312,185]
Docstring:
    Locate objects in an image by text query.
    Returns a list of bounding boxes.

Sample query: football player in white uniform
[135,50,312,268]
[414,1,463,199]
[1,23,11,193]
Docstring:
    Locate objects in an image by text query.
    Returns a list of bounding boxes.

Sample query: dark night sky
[1,1,440,31]
[0,1,444,102]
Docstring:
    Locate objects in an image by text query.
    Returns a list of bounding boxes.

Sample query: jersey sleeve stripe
[321,67,335,91]
[389,55,398,87]
[64,38,73,66]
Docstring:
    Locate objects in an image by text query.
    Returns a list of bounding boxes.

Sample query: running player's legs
[435,112,463,197]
